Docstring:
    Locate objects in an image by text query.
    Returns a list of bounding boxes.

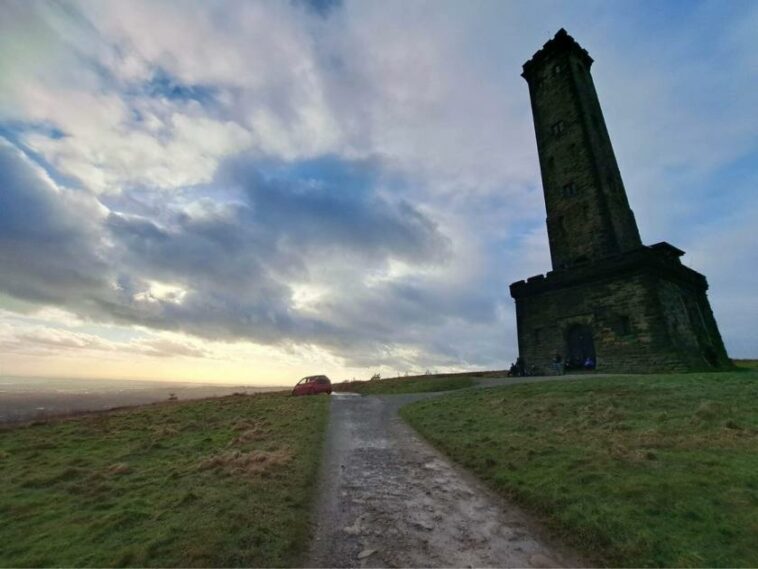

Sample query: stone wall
[511,250,731,374]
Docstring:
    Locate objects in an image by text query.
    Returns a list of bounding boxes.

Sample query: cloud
[293,0,343,18]
[227,156,451,264]
[0,320,210,359]
[0,140,110,304]
[99,155,453,352]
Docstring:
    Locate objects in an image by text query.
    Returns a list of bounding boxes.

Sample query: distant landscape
[0,377,284,425]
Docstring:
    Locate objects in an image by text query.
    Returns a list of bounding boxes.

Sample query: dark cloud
[0,141,110,305]
[226,156,450,265]
[140,68,220,106]
[292,0,342,18]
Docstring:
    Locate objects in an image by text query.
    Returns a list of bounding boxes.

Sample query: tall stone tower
[510,29,730,373]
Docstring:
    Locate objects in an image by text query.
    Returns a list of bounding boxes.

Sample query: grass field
[336,375,474,395]
[0,392,329,567]
[401,371,758,567]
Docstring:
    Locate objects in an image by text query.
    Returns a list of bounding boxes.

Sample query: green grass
[0,392,329,567]
[337,375,474,395]
[734,359,758,370]
[401,371,758,567]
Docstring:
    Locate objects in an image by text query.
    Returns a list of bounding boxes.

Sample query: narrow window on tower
[551,120,565,136]
[557,216,567,236]
[614,315,632,336]
[552,63,562,76]
[562,182,576,197]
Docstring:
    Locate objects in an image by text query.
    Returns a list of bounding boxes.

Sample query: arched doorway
[565,324,596,370]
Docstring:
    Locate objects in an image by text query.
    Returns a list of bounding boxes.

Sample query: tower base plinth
[509,244,731,374]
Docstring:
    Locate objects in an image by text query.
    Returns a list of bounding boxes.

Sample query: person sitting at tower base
[552,352,564,375]
[507,357,527,377]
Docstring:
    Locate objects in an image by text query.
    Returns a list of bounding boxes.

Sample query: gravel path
[308,378,584,568]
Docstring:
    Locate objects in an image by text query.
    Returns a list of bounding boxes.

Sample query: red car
[292,375,332,396]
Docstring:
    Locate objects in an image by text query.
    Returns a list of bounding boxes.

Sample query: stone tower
[510,29,730,373]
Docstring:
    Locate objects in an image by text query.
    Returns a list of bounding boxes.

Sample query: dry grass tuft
[230,428,265,445]
[229,419,272,445]
[152,426,180,438]
[107,463,130,475]
[693,400,726,421]
[610,445,658,463]
[199,448,292,476]
[231,418,270,431]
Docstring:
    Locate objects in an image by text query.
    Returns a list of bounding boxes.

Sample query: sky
[0,0,756,385]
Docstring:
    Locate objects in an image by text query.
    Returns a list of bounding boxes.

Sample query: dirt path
[308,381,583,568]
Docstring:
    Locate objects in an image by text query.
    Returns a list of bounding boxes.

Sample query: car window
[298,376,329,384]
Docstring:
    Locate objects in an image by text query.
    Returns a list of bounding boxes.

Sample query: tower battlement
[522,28,593,82]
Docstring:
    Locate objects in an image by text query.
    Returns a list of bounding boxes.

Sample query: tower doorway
[566,324,596,370]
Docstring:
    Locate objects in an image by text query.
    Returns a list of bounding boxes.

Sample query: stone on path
[357,549,377,560]
[529,552,560,568]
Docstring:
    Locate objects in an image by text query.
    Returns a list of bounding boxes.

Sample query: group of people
[507,357,532,377]
[553,352,596,374]
[508,353,596,377]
